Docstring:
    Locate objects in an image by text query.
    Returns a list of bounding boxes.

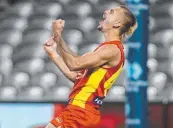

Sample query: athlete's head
[98,6,138,39]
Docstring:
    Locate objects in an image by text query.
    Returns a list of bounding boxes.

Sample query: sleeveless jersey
[68,41,125,110]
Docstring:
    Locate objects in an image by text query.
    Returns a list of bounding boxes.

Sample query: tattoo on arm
[54,36,79,70]
[57,37,78,57]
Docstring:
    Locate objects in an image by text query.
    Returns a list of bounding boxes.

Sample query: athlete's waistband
[68,99,101,115]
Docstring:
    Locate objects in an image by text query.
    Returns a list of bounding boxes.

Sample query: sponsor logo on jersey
[93,96,104,106]
[55,117,62,123]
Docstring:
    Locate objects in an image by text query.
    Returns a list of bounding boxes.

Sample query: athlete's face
[98,7,125,32]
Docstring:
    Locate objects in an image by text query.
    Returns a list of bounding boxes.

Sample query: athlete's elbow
[66,72,77,82]
[68,64,79,71]
[69,61,82,71]
[68,58,81,71]
[68,65,75,71]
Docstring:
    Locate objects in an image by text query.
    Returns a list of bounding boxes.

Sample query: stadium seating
[106,86,125,101]
[0,58,13,77]
[13,58,45,75]
[0,73,3,86]
[0,44,13,58]
[0,86,17,100]
[147,86,159,101]
[38,72,58,90]
[18,86,44,101]
[147,58,158,72]
[11,72,30,89]
[0,29,22,47]
[148,43,157,58]
[28,17,53,30]
[45,85,70,101]
[0,16,27,31]
[0,0,172,101]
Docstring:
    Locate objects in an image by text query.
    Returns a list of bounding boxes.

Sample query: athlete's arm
[43,37,77,82]
[56,42,119,71]
[58,36,78,57]
[50,53,78,82]
[52,19,78,57]
[52,19,119,71]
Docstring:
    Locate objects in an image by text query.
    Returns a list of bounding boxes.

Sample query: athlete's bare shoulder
[95,44,121,68]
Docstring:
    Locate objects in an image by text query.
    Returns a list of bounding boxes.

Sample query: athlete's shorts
[51,104,101,128]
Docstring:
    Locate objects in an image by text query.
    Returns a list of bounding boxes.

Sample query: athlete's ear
[113,21,121,28]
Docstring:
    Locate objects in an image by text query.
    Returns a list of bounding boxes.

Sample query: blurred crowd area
[0,0,173,102]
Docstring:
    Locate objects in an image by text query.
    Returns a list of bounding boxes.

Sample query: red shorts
[51,104,101,128]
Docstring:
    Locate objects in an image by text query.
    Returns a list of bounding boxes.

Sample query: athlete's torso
[68,41,125,110]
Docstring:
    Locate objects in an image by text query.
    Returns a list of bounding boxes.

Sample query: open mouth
[97,14,107,30]
[100,13,108,23]
[99,15,106,25]
[102,14,106,20]
[99,18,106,25]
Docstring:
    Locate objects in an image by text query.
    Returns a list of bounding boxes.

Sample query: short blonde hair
[119,6,138,39]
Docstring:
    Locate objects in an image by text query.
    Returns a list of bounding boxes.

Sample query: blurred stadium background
[0,0,173,128]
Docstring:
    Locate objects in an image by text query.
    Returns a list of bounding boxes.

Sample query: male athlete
[44,6,137,128]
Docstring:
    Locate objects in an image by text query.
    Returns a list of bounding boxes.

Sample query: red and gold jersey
[68,41,125,110]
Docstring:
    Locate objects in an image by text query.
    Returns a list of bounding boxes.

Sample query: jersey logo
[55,117,62,123]
[93,96,104,106]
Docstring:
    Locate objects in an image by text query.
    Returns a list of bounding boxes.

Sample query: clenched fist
[43,37,57,56]
[52,19,65,42]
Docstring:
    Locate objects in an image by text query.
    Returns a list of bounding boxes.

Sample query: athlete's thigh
[45,123,61,128]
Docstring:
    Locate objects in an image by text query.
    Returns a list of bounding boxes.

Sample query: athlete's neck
[104,29,121,42]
